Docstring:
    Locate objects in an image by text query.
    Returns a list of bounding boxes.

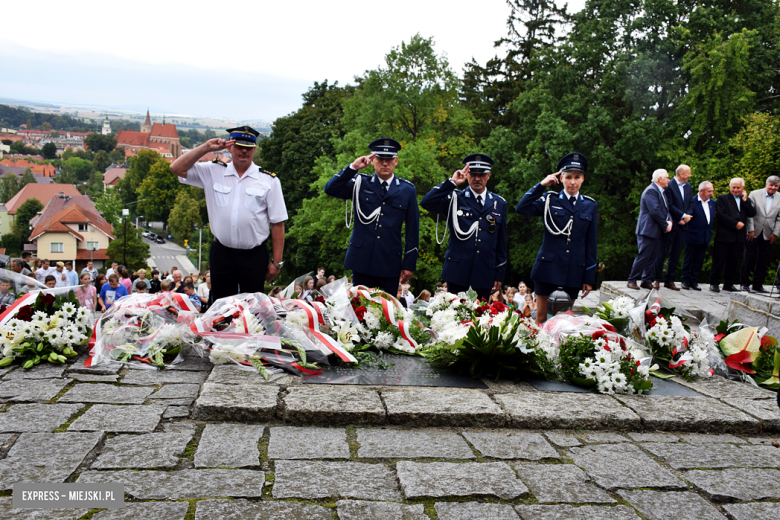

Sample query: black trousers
[658,227,686,282]
[209,239,268,304]
[352,271,400,298]
[710,241,743,287]
[447,282,491,301]
[741,234,773,288]
[628,234,662,284]
[681,243,707,285]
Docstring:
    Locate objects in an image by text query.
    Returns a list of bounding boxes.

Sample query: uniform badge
[457,210,463,216]
[485,214,497,233]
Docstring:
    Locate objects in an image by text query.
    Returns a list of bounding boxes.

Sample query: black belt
[213,238,266,253]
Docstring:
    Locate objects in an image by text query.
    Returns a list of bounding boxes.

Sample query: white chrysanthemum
[374,332,394,349]
[286,310,309,329]
[392,337,415,353]
[363,312,381,331]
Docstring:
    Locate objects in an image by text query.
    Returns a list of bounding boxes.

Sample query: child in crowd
[98,273,128,311]
[0,278,15,306]
[182,282,201,311]
[135,280,147,294]
[75,272,96,310]
[44,275,57,288]
[160,280,172,292]
[149,270,161,294]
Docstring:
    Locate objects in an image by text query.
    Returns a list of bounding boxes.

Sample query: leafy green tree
[40,122,52,131]
[20,169,36,187]
[84,133,117,153]
[0,175,21,202]
[116,149,161,206]
[107,224,150,272]
[61,148,74,161]
[109,148,126,164]
[93,150,111,173]
[50,131,60,138]
[137,159,181,223]
[94,189,123,227]
[41,142,58,159]
[168,189,202,240]
[62,157,94,183]
[13,198,43,245]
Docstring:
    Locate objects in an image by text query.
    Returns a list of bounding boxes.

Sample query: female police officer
[515,153,597,324]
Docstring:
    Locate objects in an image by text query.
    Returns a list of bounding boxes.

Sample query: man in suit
[657,164,693,290]
[324,138,419,296]
[741,175,780,293]
[710,178,756,292]
[681,181,716,290]
[627,169,672,290]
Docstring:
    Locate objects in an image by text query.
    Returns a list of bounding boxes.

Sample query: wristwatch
[271,260,284,269]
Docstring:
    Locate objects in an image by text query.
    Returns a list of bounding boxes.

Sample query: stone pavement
[0,350,778,519]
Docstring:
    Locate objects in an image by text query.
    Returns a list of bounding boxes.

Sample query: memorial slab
[59,384,153,405]
[151,383,201,399]
[722,503,780,520]
[91,501,189,520]
[338,500,428,520]
[515,505,641,520]
[0,379,70,402]
[121,370,207,385]
[496,392,640,430]
[0,496,88,520]
[614,395,760,433]
[617,490,726,520]
[0,403,82,433]
[268,426,349,459]
[525,375,700,396]
[195,423,263,468]
[272,460,402,501]
[396,461,528,499]
[282,386,385,425]
[383,388,504,427]
[514,463,616,503]
[78,469,265,499]
[463,431,559,460]
[192,383,278,422]
[720,397,780,431]
[569,443,685,490]
[195,499,332,520]
[0,432,102,490]
[641,442,780,469]
[358,429,474,458]
[674,375,776,400]
[92,432,192,469]
[684,468,780,501]
[68,404,165,433]
[437,502,520,520]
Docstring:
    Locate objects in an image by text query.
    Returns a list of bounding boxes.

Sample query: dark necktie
[569,196,576,205]
[477,194,483,206]
[382,181,388,193]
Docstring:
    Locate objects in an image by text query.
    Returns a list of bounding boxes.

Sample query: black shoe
[723,285,739,292]
[740,285,751,293]
[710,285,720,293]
[753,287,769,294]
[681,283,691,290]
[690,284,702,291]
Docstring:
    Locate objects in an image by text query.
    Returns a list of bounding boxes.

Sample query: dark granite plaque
[523,375,702,397]
[301,354,488,388]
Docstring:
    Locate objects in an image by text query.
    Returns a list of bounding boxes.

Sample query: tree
[168,189,202,240]
[84,133,117,153]
[20,169,36,188]
[93,150,111,173]
[40,122,52,131]
[0,175,21,203]
[94,189,123,227]
[109,148,126,164]
[106,224,150,272]
[50,131,60,138]
[137,159,181,223]
[41,142,58,159]
[116,149,161,206]
[13,198,44,244]
[62,157,94,183]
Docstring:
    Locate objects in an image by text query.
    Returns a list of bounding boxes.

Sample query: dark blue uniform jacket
[420,180,507,289]
[515,183,598,288]
[324,166,419,277]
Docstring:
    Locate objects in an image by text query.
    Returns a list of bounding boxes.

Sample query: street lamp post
[123,200,145,267]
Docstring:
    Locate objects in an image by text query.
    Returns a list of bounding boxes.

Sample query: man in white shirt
[64,261,78,286]
[400,283,414,307]
[197,275,211,308]
[106,261,118,279]
[170,126,288,303]
[741,175,780,293]
[53,262,69,288]
[35,259,54,283]
[681,182,716,290]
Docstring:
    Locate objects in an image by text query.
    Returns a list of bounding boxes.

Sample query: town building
[102,115,112,135]
[116,110,181,161]
[103,164,128,189]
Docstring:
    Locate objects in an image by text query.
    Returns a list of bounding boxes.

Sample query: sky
[0,0,586,121]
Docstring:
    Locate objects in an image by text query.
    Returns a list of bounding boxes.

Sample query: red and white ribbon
[282,299,356,363]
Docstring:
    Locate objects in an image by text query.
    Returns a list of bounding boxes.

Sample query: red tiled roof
[30,194,97,229]
[29,204,115,242]
[76,249,109,260]
[150,123,178,139]
[104,167,127,185]
[5,184,80,214]
[116,129,150,147]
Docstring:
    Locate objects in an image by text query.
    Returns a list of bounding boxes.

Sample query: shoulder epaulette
[260,167,277,178]
[212,158,227,167]
[399,177,414,185]
[582,195,596,203]
[493,193,506,202]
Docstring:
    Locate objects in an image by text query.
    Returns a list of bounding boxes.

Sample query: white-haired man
[741,175,780,293]
[681,181,716,290]
[710,178,756,292]
[627,169,672,290]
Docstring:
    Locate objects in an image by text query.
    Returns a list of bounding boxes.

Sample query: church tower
[140,109,152,133]
[101,115,112,135]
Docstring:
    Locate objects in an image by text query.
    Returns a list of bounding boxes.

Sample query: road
[143,235,198,276]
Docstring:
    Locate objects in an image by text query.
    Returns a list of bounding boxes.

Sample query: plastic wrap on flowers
[86,292,198,369]
[582,295,635,336]
[712,318,779,389]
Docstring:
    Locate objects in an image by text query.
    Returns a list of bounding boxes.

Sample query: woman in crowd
[94,274,107,296]
[75,272,97,311]
[327,275,336,283]
[488,287,504,304]
[300,276,316,302]
[119,268,132,293]
[415,289,431,303]
[315,278,327,294]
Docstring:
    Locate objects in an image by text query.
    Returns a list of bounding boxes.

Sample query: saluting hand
[351,153,377,170]
[451,164,469,184]
[541,170,562,187]
[203,138,235,152]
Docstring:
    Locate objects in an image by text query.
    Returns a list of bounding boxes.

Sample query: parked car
[142,232,151,238]
[155,237,165,244]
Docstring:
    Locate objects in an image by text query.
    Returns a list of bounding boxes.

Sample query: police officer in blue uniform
[420,154,507,300]
[516,152,597,324]
[324,138,419,295]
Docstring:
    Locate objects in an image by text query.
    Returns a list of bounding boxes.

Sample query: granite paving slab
[0,433,13,449]
[0,497,89,519]
[0,367,15,378]
[165,355,214,371]
[569,443,685,490]
[2,364,67,379]
[282,386,385,425]
[514,463,616,503]
[195,499,332,520]
[748,436,780,445]
[674,376,776,400]
[613,395,760,433]
[641,442,780,469]
[680,433,747,444]
[69,356,122,375]
[92,432,192,469]
[396,461,528,499]
[163,422,196,435]
[150,397,193,406]
[720,397,780,431]
[192,383,278,422]
[195,423,264,468]
[496,393,641,430]
[684,468,780,501]
[617,490,726,520]
[68,404,166,433]
[338,500,428,520]
[67,374,119,383]
[268,426,349,459]
[722,503,780,520]
[544,432,582,447]
[382,388,504,427]
[273,460,402,501]
[121,369,208,385]
[437,502,520,520]
[163,406,191,418]
[59,383,154,404]
[582,432,629,443]
[463,431,559,460]
[78,469,265,498]
[515,505,641,520]
[0,378,70,402]
[626,433,679,443]
[358,429,474,458]
[0,432,102,490]
[151,383,201,399]
[0,403,82,433]
[91,501,190,520]
[206,364,277,385]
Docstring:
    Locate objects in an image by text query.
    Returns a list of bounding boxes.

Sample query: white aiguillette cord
[345,174,381,229]
[543,193,573,240]
[435,189,479,245]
